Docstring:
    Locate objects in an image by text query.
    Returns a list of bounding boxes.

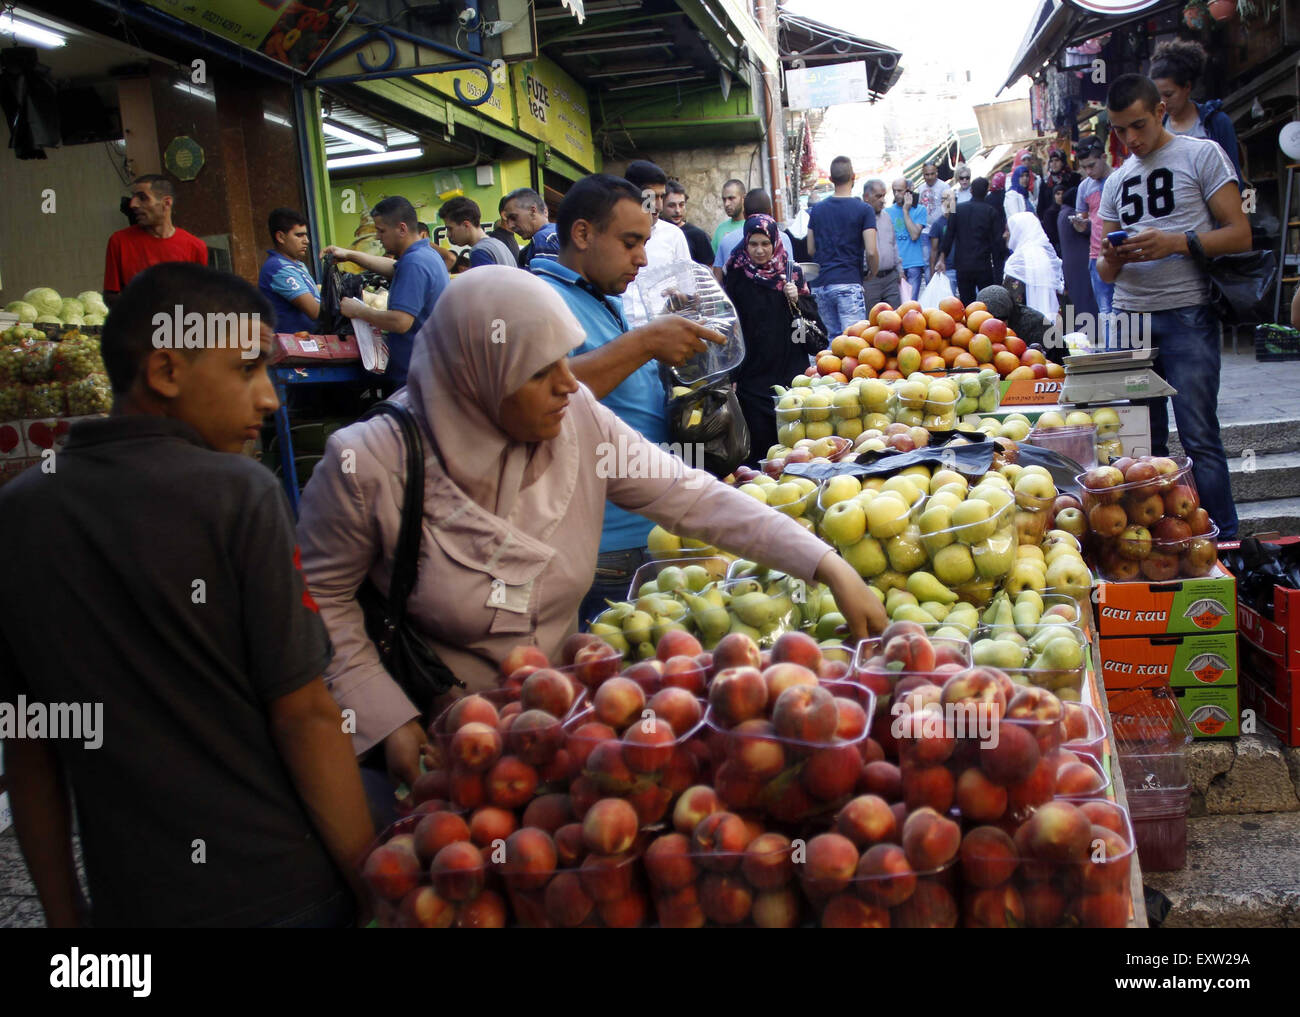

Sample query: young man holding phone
[1097,74,1251,540]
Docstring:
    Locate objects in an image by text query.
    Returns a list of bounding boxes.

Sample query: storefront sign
[785,62,870,111]
[419,66,517,129]
[513,57,596,172]
[141,0,357,73]
[164,136,205,181]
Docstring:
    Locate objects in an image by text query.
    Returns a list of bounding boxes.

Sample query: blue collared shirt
[258,250,319,334]
[386,239,451,385]
[531,258,667,554]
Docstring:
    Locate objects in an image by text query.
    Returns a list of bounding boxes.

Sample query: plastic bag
[624,261,745,387]
[918,270,953,308]
[663,377,750,479]
[316,258,366,336]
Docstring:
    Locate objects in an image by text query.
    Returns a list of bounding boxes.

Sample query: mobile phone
[1106,229,1131,247]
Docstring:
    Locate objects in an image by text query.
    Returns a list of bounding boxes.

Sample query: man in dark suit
[941,177,1007,304]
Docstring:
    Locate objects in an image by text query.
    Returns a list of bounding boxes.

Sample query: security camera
[457,8,477,27]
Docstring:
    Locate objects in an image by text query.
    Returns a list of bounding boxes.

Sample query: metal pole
[754,0,786,221]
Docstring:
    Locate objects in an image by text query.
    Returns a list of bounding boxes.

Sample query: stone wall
[605,141,765,246]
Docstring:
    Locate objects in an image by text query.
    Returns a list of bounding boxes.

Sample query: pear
[647,525,682,556]
[731,591,776,629]
[893,604,939,627]
[597,602,634,627]
[931,543,976,587]
[887,529,927,573]
[815,611,847,641]
[684,592,729,645]
[1013,598,1043,637]
[622,610,655,646]
[653,618,689,644]
[886,589,919,614]
[682,564,712,592]
[590,623,630,656]
[906,570,958,606]
[875,570,909,593]
[920,600,952,621]
[972,638,1028,670]
[728,618,765,642]
[933,625,969,641]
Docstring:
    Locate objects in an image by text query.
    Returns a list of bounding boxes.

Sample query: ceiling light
[327,147,424,170]
[263,111,293,128]
[0,12,66,48]
[322,119,387,153]
[587,63,693,78]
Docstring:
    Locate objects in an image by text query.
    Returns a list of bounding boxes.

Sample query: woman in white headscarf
[296,265,885,788]
[1003,210,1065,319]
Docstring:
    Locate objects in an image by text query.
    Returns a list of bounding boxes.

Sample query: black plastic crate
[1255,324,1300,362]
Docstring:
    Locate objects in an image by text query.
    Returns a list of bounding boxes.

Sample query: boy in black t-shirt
[0,264,374,927]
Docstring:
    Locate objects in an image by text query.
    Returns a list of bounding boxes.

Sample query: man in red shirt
[103,175,208,304]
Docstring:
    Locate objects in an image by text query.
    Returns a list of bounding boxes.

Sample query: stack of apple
[803,298,1065,384]
[1076,455,1217,581]
[793,809,963,927]
[702,631,877,825]
[958,798,1135,927]
[361,812,511,928]
[643,801,806,927]
[1028,406,1119,469]
[734,468,821,533]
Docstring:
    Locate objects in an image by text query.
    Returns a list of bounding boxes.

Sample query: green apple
[901,465,933,494]
[1035,410,1066,430]
[766,482,805,517]
[1065,410,1093,428]
[928,489,964,513]
[972,534,1016,579]
[929,469,967,494]
[880,476,922,508]
[791,374,813,388]
[820,499,867,548]
[835,417,864,440]
[820,474,862,508]
[919,504,955,555]
[815,611,847,641]
[931,542,976,585]
[950,499,995,543]
[1014,470,1057,510]
[777,421,805,446]
[832,389,862,418]
[840,535,887,577]
[998,419,1031,442]
[1045,555,1092,601]
[969,484,1014,519]
[1040,634,1084,670]
[866,493,911,539]
[805,420,834,441]
[803,391,832,422]
[788,476,818,497]
[896,408,924,427]
[738,483,768,503]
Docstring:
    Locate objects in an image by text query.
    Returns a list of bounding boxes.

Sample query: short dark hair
[722,178,745,194]
[829,156,853,185]
[556,173,643,250]
[970,177,990,200]
[417,221,430,236]
[1150,38,1206,89]
[502,187,545,213]
[268,207,307,244]
[1107,73,1161,114]
[623,160,668,189]
[371,195,419,230]
[922,161,938,172]
[438,196,482,226]
[132,173,174,199]
[101,263,273,396]
[1076,135,1106,160]
[666,179,688,199]
[743,188,772,216]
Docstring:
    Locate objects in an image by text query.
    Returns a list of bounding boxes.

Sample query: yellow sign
[514,57,596,172]
[419,66,516,128]
[141,0,356,72]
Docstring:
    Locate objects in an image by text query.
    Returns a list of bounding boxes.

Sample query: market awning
[1000,0,1184,94]
[776,10,903,101]
[902,128,982,184]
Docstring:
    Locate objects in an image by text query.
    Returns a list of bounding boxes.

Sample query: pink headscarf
[990,171,1007,191]
[399,266,585,534]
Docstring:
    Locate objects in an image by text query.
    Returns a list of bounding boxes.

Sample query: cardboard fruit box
[1094,561,1236,636]
[1173,685,1239,739]
[1099,631,1238,690]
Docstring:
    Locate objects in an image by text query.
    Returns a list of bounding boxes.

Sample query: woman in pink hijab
[297,266,885,786]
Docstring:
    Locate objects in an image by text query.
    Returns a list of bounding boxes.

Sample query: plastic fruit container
[961,798,1136,928]
[362,812,504,928]
[564,697,709,826]
[718,576,802,648]
[797,842,959,928]
[1061,701,1105,758]
[628,556,729,599]
[850,634,973,713]
[1128,789,1189,871]
[1074,455,1217,580]
[1027,424,1098,471]
[1108,683,1192,791]
[971,622,1089,697]
[1054,749,1111,799]
[644,822,803,927]
[504,838,649,928]
[916,494,1017,584]
[702,682,877,824]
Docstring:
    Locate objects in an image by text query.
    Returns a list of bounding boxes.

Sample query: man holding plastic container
[530,174,726,627]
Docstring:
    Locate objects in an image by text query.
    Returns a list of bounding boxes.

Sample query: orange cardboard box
[1099,631,1237,690]
[1095,560,1236,636]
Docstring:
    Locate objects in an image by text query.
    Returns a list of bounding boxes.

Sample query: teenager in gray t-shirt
[439,196,518,271]
[1099,133,1236,311]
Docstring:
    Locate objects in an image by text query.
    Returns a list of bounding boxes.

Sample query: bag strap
[359,400,426,627]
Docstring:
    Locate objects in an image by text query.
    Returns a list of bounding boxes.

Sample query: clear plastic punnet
[625,260,745,385]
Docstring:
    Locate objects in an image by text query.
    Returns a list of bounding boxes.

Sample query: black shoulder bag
[355,401,465,719]
[1185,230,1278,325]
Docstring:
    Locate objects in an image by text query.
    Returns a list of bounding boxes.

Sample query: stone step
[1228,451,1300,503]
[1185,734,1300,817]
[1234,497,1300,538]
[1171,418,1300,459]
[1143,812,1300,927]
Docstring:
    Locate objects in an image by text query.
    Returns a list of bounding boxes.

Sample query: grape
[67,373,112,416]
[25,382,66,418]
[53,335,104,383]
[19,341,56,384]
[0,383,23,419]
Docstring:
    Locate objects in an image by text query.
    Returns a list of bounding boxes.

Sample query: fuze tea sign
[515,57,596,172]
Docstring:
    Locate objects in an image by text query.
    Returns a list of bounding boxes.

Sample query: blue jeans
[901,266,925,302]
[1143,304,1238,539]
[1089,259,1115,350]
[579,546,650,631]
[813,283,866,339]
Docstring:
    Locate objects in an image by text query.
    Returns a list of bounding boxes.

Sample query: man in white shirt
[861,179,901,307]
[917,162,950,259]
[623,160,690,269]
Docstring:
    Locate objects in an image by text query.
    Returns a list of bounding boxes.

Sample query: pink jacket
[297,385,831,756]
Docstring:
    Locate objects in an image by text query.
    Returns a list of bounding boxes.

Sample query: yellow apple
[820,475,862,507]
[866,493,911,539]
